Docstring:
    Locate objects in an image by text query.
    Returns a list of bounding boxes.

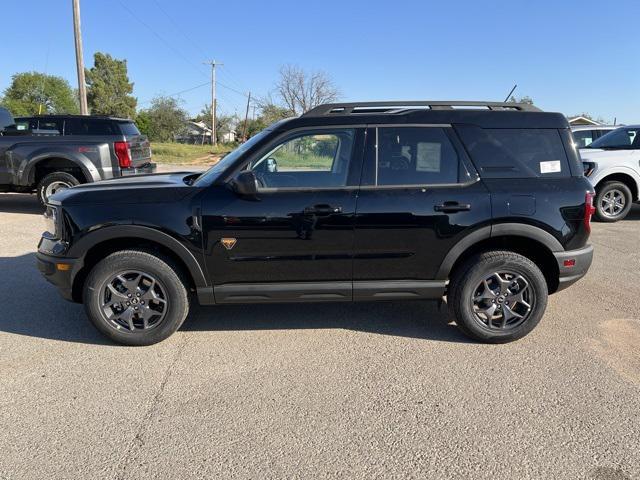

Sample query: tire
[83,249,190,346]
[448,251,548,343]
[37,172,80,206]
[594,181,633,222]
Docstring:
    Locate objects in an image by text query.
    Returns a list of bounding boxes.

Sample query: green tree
[259,103,291,125]
[85,52,137,118]
[0,72,79,115]
[135,110,152,137]
[138,96,187,142]
[508,95,534,105]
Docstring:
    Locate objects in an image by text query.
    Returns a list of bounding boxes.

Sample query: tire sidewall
[37,172,80,206]
[595,182,632,222]
[452,254,548,343]
[84,252,189,346]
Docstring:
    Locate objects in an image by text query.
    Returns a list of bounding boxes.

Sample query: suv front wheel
[594,181,632,222]
[83,249,190,346]
[448,251,548,343]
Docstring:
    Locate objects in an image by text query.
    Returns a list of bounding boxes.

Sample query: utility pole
[242,92,251,142]
[72,0,88,114]
[203,60,222,145]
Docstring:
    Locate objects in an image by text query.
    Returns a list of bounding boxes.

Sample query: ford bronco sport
[37,101,595,346]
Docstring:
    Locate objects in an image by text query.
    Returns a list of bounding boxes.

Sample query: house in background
[175,121,212,144]
[175,120,237,144]
[567,116,601,126]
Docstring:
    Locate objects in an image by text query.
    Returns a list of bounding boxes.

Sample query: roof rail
[302,101,542,117]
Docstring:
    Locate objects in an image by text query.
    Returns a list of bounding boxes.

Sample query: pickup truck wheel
[595,181,632,222]
[37,172,80,206]
[448,251,548,343]
[83,249,190,346]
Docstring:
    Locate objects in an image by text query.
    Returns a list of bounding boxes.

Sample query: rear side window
[457,127,570,178]
[368,127,463,186]
[118,122,141,136]
[65,119,116,135]
[572,129,594,148]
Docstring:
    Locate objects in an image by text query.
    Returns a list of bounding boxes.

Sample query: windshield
[588,127,639,149]
[193,128,273,186]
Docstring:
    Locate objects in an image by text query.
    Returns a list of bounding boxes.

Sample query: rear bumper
[36,252,78,302]
[554,244,593,292]
[120,162,157,176]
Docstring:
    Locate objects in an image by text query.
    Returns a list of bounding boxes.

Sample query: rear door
[352,125,491,298]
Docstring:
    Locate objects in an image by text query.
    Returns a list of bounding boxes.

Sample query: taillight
[584,192,596,233]
[114,141,131,168]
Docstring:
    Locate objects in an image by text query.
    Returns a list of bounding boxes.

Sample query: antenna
[503,84,517,103]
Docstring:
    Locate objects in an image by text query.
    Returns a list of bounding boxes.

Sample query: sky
[1,0,638,123]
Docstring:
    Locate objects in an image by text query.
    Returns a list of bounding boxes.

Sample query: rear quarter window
[456,127,570,178]
[118,122,141,136]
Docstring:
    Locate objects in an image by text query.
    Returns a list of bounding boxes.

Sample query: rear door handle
[304,204,342,215]
[434,201,471,213]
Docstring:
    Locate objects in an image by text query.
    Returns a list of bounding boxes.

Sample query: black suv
[37,101,595,345]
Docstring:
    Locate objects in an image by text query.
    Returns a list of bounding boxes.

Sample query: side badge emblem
[221,238,237,250]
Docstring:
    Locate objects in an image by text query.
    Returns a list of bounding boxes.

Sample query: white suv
[580,125,640,222]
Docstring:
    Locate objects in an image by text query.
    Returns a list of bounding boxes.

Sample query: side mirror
[232,170,258,197]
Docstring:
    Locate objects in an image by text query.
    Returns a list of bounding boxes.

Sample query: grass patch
[271,150,333,170]
[151,142,234,165]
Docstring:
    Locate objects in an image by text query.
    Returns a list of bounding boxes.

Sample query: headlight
[43,206,59,238]
[582,162,596,177]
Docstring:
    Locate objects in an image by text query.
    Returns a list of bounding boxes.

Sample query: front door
[201,127,365,303]
[352,125,491,300]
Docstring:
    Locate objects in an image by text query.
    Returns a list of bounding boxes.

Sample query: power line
[151,0,209,59]
[138,81,211,106]
[116,0,208,79]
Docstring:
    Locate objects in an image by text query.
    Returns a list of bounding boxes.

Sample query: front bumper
[36,250,79,302]
[554,244,594,292]
[120,162,157,176]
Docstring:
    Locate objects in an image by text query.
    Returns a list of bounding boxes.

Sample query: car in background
[1,110,155,205]
[580,125,640,221]
[571,124,617,148]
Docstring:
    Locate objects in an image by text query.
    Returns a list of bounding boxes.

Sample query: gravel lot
[1,178,639,479]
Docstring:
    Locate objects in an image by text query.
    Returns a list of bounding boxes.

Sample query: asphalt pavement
[0,184,639,479]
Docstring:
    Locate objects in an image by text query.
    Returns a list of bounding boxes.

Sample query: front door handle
[434,201,471,213]
[304,204,342,215]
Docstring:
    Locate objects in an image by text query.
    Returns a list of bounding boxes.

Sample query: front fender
[68,225,208,289]
[590,165,640,200]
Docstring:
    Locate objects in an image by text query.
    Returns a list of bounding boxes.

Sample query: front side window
[373,127,461,186]
[250,129,355,188]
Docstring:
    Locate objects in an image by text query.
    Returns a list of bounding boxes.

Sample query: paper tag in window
[540,160,561,174]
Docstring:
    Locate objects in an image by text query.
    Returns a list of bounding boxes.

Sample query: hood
[579,148,632,161]
[49,172,202,206]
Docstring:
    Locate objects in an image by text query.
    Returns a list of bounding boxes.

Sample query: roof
[567,116,601,126]
[14,114,132,122]
[277,101,568,130]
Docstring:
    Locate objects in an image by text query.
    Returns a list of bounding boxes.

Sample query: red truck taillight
[584,192,596,233]
[114,141,132,168]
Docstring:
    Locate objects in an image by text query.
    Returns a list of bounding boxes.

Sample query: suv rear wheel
[37,172,80,206]
[83,249,190,346]
[448,251,548,343]
[594,181,632,222]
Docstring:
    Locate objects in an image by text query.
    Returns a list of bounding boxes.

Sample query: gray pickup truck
[0,107,155,205]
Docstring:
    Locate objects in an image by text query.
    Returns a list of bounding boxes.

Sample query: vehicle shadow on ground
[624,204,640,221]
[0,252,469,345]
[0,193,43,215]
